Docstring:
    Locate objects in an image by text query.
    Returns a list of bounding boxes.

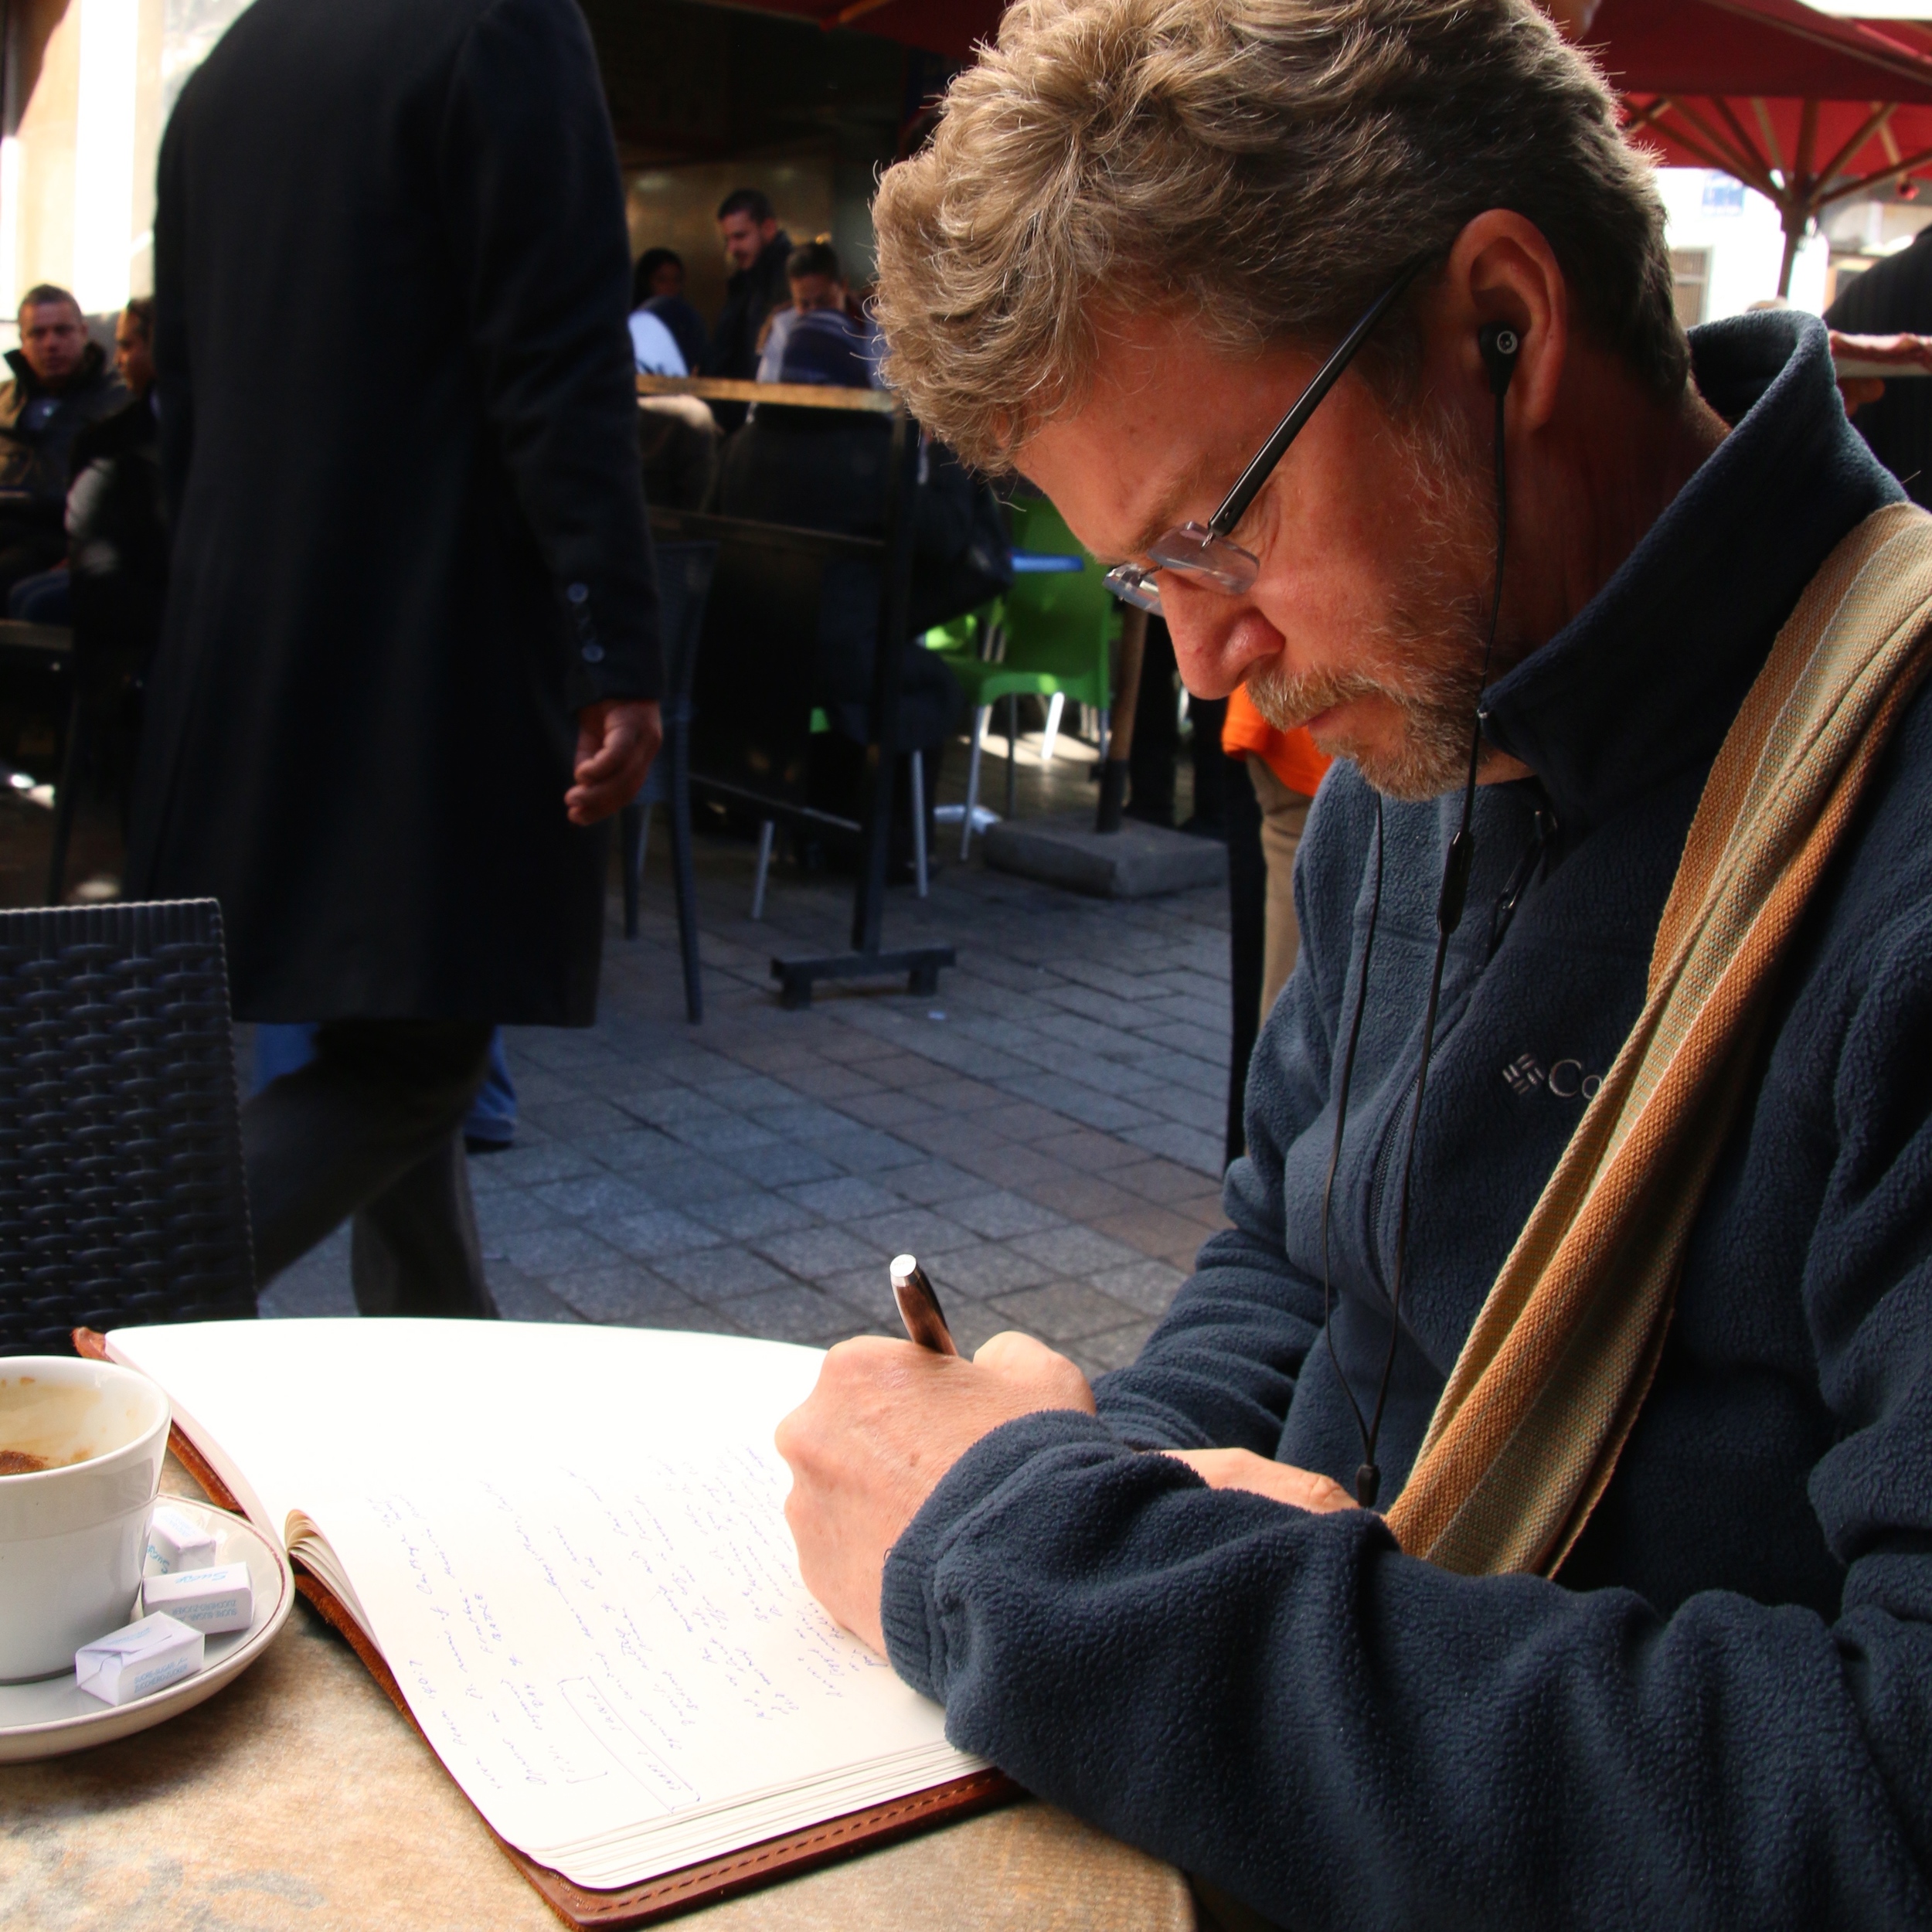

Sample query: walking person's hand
[567,699,662,825]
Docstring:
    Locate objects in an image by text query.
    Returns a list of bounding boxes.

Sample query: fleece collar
[1480,311,1902,835]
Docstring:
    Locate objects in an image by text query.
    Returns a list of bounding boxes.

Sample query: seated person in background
[755,239,884,389]
[633,247,708,375]
[628,300,685,378]
[0,284,126,603]
[776,0,1932,1924]
[58,297,167,821]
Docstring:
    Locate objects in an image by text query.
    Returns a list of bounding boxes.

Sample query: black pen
[889,1253,959,1356]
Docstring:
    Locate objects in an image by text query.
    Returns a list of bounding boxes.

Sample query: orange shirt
[1222,685,1332,798]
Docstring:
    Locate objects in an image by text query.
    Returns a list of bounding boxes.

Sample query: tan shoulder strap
[1383,502,1932,1577]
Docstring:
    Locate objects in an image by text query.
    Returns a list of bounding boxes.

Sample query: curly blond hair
[870,0,1685,471]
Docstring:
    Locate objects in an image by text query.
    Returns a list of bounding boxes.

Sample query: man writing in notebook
[776,1,1932,1924]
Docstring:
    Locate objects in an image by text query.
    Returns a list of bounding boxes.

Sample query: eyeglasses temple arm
[1208,257,1430,537]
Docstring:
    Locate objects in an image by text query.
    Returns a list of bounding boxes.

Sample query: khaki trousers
[1248,759,1313,1022]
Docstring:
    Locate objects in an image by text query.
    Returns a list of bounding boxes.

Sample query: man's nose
[1164,582,1284,700]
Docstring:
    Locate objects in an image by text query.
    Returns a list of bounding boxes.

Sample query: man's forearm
[885,1413,1932,1932]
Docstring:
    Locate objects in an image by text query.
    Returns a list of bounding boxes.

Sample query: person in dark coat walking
[129,0,662,1316]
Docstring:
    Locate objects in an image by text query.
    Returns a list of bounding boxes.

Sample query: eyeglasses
[1103,258,1428,617]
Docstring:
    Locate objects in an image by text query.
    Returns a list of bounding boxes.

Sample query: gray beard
[1244,624,1485,802]
[1244,409,1496,804]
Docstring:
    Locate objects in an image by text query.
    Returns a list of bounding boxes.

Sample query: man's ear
[1436,210,1570,435]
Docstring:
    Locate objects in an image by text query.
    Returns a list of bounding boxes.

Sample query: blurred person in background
[47,297,169,823]
[628,301,686,378]
[0,285,126,606]
[756,239,883,388]
[633,247,708,374]
[706,188,791,384]
[131,0,662,1318]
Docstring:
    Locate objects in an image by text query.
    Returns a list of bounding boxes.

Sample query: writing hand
[775,1331,1095,1655]
[567,699,662,825]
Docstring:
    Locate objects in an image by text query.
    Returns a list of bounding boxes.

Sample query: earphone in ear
[1478,321,1521,397]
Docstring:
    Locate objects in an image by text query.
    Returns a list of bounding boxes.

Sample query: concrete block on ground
[981,811,1228,899]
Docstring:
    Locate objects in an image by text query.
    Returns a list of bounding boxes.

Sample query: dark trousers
[1128,617,1230,834]
[244,1018,497,1317]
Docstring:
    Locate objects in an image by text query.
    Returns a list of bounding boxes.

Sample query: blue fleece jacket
[880,312,1932,1929]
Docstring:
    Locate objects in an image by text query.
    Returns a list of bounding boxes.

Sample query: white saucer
[0,1496,294,1762]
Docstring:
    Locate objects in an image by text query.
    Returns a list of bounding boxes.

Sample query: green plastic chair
[945,498,1121,858]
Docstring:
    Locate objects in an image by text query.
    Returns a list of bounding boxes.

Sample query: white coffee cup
[0,1356,170,1680]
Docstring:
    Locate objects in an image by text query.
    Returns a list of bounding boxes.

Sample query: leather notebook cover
[74,1326,1019,1927]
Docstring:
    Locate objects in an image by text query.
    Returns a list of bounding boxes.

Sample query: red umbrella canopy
[717,0,1932,288]
[1558,0,1932,290]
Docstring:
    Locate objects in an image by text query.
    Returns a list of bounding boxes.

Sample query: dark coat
[128,0,659,1026]
[67,390,167,670]
[883,315,1932,1927]
[0,342,128,524]
[704,230,791,383]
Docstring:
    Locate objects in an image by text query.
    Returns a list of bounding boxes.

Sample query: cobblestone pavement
[261,772,1236,1379]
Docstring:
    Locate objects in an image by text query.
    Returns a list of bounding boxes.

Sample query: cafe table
[0,1458,1196,1931]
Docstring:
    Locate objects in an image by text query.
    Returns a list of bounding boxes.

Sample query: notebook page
[298,1448,968,1882]
[108,1321,980,1884]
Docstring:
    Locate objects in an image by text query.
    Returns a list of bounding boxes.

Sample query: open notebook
[95,1319,1007,1923]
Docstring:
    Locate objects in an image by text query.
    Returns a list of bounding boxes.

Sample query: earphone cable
[1356,356,1512,1507]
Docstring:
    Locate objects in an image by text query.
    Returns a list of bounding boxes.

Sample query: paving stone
[519,1097,645,1141]
[619,1088,733,1129]
[732,1284,871,1346]
[607,1209,727,1260]
[1087,1258,1190,1318]
[1010,1224,1145,1277]
[493,1224,630,1276]
[1055,1127,1167,1175]
[1087,1204,1217,1262]
[845,1209,979,1260]
[720,1141,845,1188]
[689,1192,819,1240]
[529,1173,665,1223]
[488,1273,588,1324]
[815,1127,925,1172]
[475,1140,600,1188]
[666,1115,782,1157]
[1002,1081,1164,1134]
[624,1153,763,1203]
[1015,1169,1140,1221]
[988,1281,1143,1344]
[655,1245,791,1298]
[781,1062,884,1101]
[572,1125,690,1173]
[781,1177,905,1221]
[546,1266,703,1325]
[928,1242,1056,1299]
[472,1189,563,1238]
[1121,1121,1226,1177]
[829,1090,941,1131]
[1066,1320,1158,1378]
[878,1159,991,1206]
[972,1099,1078,1144]
[945,1189,1064,1240]
[753,1225,890,1281]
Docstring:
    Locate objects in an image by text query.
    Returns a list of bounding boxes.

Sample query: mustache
[1243,632,1485,804]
